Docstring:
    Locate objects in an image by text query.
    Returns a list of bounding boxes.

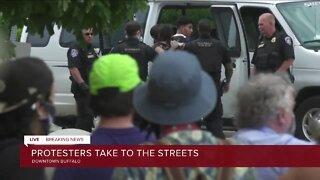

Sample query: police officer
[252,13,294,81]
[67,28,98,132]
[110,21,157,81]
[184,19,233,139]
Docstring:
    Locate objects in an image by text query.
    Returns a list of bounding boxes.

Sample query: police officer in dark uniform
[184,19,233,139]
[67,28,98,132]
[110,21,157,81]
[252,13,294,81]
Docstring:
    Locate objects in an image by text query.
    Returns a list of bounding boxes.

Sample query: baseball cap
[0,57,53,114]
[89,54,141,95]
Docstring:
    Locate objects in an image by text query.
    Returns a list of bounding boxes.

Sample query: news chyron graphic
[24,135,91,146]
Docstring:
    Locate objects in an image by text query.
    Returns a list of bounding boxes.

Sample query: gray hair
[235,73,294,129]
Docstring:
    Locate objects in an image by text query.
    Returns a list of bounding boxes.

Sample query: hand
[170,40,179,49]
[79,82,89,94]
[170,40,184,49]
[223,83,230,93]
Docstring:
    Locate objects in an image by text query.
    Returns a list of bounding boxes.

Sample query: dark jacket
[0,138,45,180]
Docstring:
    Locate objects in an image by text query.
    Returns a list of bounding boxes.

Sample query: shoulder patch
[70,49,79,58]
[284,36,292,46]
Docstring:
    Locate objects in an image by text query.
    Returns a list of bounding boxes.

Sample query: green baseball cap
[89,54,141,95]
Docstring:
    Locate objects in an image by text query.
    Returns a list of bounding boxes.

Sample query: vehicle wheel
[295,97,320,141]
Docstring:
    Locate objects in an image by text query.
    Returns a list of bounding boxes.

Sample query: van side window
[211,7,241,57]
[240,7,284,51]
[59,29,111,48]
[26,28,50,47]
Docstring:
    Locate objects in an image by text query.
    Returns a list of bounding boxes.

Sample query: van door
[211,5,250,120]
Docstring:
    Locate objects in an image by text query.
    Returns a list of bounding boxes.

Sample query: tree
[0,14,15,61]
[0,0,147,60]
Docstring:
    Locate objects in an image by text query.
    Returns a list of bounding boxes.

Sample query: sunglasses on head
[84,33,93,36]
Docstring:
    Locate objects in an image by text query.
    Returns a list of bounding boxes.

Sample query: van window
[26,28,50,47]
[59,29,112,48]
[211,7,241,56]
[158,5,241,57]
[277,1,320,50]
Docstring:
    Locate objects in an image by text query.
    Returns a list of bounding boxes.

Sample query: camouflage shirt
[112,130,257,180]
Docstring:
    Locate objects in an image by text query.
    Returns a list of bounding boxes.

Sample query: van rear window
[26,28,50,47]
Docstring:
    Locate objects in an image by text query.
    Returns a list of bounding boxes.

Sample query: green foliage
[0,14,15,61]
[0,0,147,39]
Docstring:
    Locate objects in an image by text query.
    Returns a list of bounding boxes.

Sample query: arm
[220,43,233,93]
[67,48,88,92]
[155,46,165,53]
[276,58,294,73]
[251,65,257,76]
[224,63,233,84]
[223,63,233,93]
[277,35,295,73]
[69,67,85,84]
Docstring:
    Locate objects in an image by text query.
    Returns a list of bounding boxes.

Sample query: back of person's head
[176,16,193,28]
[150,24,162,42]
[235,73,294,129]
[133,51,217,126]
[0,57,54,138]
[89,54,141,118]
[158,24,173,42]
[125,21,141,37]
[198,19,211,36]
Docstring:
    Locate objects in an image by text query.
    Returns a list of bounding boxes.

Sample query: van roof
[148,0,305,4]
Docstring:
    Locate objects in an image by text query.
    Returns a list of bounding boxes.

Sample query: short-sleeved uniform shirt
[110,37,157,81]
[67,44,98,95]
[252,31,294,73]
[184,37,232,83]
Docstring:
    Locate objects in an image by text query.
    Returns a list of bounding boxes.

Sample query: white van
[19,11,148,126]
[144,0,320,140]
[21,0,320,140]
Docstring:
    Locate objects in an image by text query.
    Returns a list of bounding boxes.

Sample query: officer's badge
[258,43,264,48]
[271,37,276,43]
[71,49,79,58]
[285,36,292,46]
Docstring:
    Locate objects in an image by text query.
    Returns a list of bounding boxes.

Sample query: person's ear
[277,108,287,125]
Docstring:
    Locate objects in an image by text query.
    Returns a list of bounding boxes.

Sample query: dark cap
[0,57,53,114]
[133,51,217,125]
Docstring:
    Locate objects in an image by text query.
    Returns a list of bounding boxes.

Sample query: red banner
[20,145,320,167]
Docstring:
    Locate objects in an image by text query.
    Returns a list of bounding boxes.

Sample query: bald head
[260,13,275,25]
[258,13,276,38]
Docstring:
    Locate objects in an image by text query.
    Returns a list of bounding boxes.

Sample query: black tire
[295,96,320,141]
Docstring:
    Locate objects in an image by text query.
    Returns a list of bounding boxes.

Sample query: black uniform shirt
[67,44,98,83]
[252,31,295,73]
[184,36,231,82]
[110,37,157,81]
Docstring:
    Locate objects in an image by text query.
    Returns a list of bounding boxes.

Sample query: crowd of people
[0,13,318,180]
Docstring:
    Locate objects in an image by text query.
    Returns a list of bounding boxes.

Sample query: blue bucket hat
[133,51,217,125]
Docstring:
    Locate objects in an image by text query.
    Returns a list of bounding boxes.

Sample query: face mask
[37,100,56,134]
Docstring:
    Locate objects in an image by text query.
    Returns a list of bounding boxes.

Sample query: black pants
[75,96,94,132]
[203,75,225,139]
[204,96,225,139]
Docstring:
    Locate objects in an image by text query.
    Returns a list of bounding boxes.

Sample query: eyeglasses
[84,33,93,36]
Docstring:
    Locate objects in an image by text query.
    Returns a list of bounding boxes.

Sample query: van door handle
[242,58,248,63]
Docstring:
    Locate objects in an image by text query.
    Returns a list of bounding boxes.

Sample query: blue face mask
[38,100,56,134]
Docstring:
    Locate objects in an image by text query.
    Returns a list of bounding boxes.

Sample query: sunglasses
[84,33,93,36]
